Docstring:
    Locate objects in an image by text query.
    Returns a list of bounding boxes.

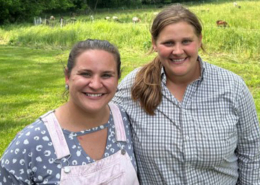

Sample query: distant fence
[34,17,42,25]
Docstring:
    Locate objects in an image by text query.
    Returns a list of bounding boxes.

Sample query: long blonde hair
[131,4,203,115]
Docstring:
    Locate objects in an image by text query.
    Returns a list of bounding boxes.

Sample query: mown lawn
[0,46,65,155]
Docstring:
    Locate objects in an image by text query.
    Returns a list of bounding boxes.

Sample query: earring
[65,84,69,90]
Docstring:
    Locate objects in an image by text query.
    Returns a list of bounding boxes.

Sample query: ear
[65,76,69,85]
[152,38,157,52]
[64,68,70,84]
[199,34,203,46]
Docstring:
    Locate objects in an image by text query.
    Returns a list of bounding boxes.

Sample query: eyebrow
[77,69,91,73]
[77,69,116,74]
[182,37,194,40]
[162,36,194,42]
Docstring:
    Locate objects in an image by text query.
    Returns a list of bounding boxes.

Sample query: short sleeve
[0,131,34,185]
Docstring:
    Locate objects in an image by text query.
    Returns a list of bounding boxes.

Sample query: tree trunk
[94,0,99,11]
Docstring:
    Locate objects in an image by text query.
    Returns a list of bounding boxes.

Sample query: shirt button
[64,166,71,174]
[121,149,126,155]
[184,135,189,141]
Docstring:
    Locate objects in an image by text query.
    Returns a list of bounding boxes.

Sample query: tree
[0,0,74,24]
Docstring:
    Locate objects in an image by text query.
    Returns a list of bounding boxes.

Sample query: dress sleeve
[0,132,34,184]
[235,79,260,184]
[0,164,31,185]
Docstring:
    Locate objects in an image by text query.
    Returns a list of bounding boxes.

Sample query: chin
[86,104,108,112]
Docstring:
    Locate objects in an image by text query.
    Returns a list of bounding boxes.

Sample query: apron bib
[42,103,139,185]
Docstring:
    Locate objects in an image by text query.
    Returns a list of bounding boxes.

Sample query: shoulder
[119,67,141,88]
[0,112,62,184]
[5,118,48,151]
[203,61,245,86]
[1,113,52,165]
[113,68,141,106]
[118,104,129,121]
[202,61,252,106]
[110,103,129,122]
[109,103,131,130]
[0,116,51,180]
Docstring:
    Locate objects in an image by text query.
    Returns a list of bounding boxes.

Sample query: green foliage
[0,0,239,25]
[1,1,260,60]
[0,0,74,24]
[0,20,151,52]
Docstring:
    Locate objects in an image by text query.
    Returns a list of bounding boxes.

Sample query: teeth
[86,93,102,97]
[172,58,185,62]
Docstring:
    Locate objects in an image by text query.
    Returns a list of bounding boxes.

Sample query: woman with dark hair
[0,39,139,185]
[113,4,260,185]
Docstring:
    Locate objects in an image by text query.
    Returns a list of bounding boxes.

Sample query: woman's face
[152,21,202,82]
[66,49,118,113]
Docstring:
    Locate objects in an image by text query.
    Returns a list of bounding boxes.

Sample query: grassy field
[0,1,260,156]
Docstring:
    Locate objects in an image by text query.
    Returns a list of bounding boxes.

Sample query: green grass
[1,1,260,59]
[1,1,260,156]
[0,46,66,155]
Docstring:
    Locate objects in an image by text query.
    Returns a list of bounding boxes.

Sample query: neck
[166,61,201,102]
[55,102,110,132]
[167,60,201,85]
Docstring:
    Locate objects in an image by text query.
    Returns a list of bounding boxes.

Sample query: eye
[102,73,113,79]
[182,40,192,45]
[80,72,91,77]
[163,41,174,46]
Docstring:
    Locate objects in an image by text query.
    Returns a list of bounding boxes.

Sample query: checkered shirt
[112,57,260,185]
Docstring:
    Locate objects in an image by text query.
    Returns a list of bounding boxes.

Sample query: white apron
[42,103,139,185]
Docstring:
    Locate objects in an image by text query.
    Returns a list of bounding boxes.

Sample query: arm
[0,164,31,185]
[0,143,33,185]
[236,80,260,184]
[0,126,36,185]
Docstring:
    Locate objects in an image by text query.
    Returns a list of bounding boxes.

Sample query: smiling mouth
[170,58,187,63]
[84,93,103,97]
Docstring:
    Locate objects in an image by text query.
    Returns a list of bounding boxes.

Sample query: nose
[88,76,103,89]
[172,43,183,55]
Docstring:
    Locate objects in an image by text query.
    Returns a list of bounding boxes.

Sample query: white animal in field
[233,2,241,8]
[132,17,141,23]
[112,16,122,23]
[90,15,94,22]
[112,16,118,20]
[105,16,110,20]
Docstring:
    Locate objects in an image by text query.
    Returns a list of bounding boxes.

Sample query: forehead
[74,49,117,70]
[158,21,197,40]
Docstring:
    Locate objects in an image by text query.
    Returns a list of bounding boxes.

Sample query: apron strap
[41,111,70,159]
[109,103,127,142]
[41,103,125,159]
